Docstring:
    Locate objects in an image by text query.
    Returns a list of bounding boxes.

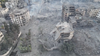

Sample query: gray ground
[15,0,100,56]
[17,15,63,56]
[15,14,100,56]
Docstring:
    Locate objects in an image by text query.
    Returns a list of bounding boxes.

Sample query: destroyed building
[62,3,80,27]
[39,22,74,51]
[62,3,76,22]
[50,22,74,42]
[39,3,75,51]
[49,3,75,42]
[76,7,87,16]
[9,8,30,26]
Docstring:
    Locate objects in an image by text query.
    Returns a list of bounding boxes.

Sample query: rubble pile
[38,2,100,56]
[0,0,100,56]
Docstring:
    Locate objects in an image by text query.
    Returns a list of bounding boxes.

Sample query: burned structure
[62,3,76,22]
[9,8,30,26]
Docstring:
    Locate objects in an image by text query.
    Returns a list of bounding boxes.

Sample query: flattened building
[50,22,74,42]
[9,8,30,26]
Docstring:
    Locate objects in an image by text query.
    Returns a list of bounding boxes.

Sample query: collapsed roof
[50,22,74,41]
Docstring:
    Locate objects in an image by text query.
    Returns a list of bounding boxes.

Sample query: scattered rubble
[50,22,74,41]
[0,0,100,56]
[89,9,100,18]
[36,1,100,56]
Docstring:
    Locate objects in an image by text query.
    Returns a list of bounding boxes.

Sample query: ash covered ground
[15,0,100,56]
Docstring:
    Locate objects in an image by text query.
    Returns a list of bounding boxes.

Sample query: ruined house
[50,22,74,42]
[75,10,83,20]
[62,3,76,22]
[76,7,87,16]
[9,8,30,26]
[51,3,75,42]
[39,22,74,51]
[75,8,84,22]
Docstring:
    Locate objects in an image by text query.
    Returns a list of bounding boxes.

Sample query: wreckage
[39,3,74,51]
[89,9,100,17]
[50,22,74,42]
[39,22,74,51]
